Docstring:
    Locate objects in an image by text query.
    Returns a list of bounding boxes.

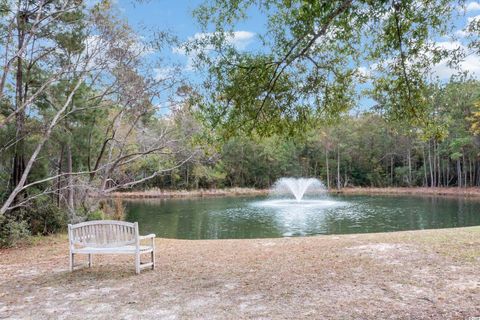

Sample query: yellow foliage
[468,100,480,135]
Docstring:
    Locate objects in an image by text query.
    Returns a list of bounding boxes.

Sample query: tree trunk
[325,148,330,189]
[390,155,394,186]
[56,145,64,206]
[422,146,428,187]
[445,159,450,187]
[428,142,434,187]
[66,145,74,212]
[337,147,341,189]
[186,163,189,188]
[436,144,441,187]
[408,148,412,186]
[457,159,462,188]
[10,13,27,206]
[469,158,473,187]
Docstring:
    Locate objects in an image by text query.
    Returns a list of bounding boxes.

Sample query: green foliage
[21,197,67,235]
[0,194,68,247]
[87,209,105,221]
[192,0,460,137]
[0,215,31,248]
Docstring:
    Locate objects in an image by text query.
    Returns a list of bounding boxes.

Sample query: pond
[124,194,480,239]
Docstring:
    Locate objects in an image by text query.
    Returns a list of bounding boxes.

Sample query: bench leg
[69,252,74,272]
[152,239,156,270]
[135,253,140,274]
[88,254,93,268]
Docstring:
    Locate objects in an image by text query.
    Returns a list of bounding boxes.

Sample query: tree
[190,0,459,137]
[0,1,189,218]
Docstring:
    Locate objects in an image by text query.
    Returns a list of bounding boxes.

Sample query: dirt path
[1,227,479,319]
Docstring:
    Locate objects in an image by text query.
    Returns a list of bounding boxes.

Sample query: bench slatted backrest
[68,220,138,248]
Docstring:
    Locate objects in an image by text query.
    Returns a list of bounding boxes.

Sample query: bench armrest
[139,234,156,240]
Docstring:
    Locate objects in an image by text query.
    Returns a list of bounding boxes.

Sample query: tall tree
[190,0,459,137]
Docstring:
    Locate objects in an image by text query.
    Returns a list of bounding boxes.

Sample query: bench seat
[73,245,153,254]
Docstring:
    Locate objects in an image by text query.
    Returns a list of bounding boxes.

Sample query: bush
[0,215,31,247]
[86,209,104,221]
[23,197,67,235]
[94,199,125,220]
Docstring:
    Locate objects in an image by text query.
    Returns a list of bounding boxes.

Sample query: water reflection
[124,195,480,239]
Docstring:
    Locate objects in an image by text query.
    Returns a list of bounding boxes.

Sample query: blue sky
[116,0,480,112]
[118,0,265,70]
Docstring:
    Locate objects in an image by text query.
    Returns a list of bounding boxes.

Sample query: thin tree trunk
[469,158,473,187]
[56,145,64,206]
[325,148,330,189]
[66,145,74,211]
[408,148,412,186]
[337,147,341,189]
[457,159,462,188]
[186,163,189,188]
[446,160,450,187]
[432,140,436,187]
[436,144,441,187]
[390,155,394,186]
[10,13,26,205]
[422,146,428,187]
[428,142,434,187]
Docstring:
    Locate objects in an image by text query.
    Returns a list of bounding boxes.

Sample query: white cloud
[453,13,480,38]
[467,14,480,24]
[154,67,177,81]
[360,41,480,80]
[357,66,372,78]
[174,31,255,53]
[466,1,480,12]
[227,31,256,49]
[455,29,471,37]
[435,40,463,51]
[173,31,255,70]
[432,41,480,79]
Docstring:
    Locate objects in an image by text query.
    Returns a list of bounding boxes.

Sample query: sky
[115,0,480,112]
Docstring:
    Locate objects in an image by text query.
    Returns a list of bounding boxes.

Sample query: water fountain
[249,177,342,236]
[272,177,325,201]
[252,177,341,210]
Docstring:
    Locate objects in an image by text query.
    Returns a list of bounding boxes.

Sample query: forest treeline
[151,80,480,191]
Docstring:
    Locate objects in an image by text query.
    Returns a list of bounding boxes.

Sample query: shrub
[0,215,31,247]
[96,199,125,220]
[86,209,104,221]
[23,197,67,235]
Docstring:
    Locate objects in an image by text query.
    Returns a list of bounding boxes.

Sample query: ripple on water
[251,199,346,209]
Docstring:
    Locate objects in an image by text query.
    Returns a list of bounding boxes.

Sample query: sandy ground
[1,227,479,319]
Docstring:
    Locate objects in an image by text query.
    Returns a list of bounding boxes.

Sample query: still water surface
[124,195,480,239]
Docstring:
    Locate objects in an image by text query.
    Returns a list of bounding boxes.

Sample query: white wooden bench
[68,220,155,274]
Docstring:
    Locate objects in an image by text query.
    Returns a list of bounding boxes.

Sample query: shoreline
[107,186,480,199]
[108,187,270,199]
[333,187,480,197]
